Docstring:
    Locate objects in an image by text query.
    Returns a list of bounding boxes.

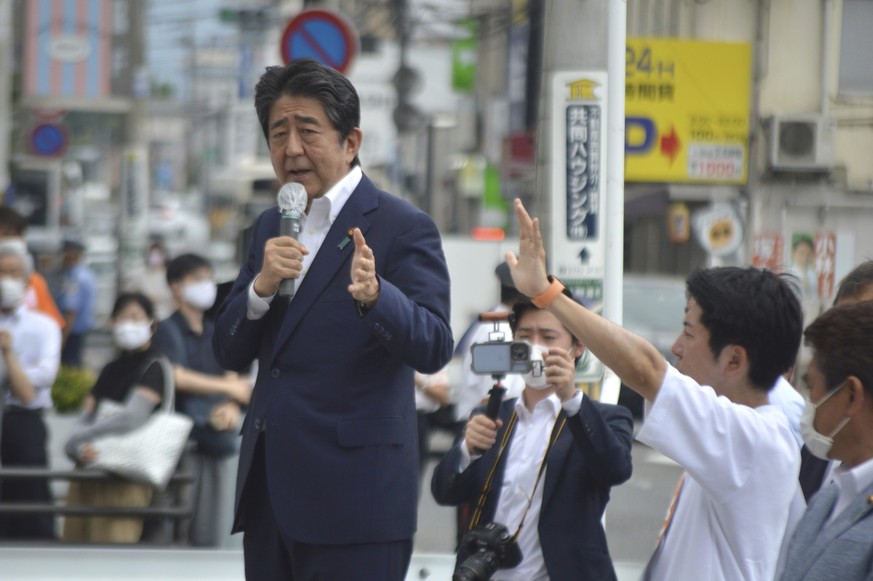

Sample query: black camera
[454,523,523,581]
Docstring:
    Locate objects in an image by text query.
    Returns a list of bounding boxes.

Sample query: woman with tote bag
[62,292,176,543]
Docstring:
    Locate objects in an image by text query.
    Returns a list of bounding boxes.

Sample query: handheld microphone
[277,182,308,299]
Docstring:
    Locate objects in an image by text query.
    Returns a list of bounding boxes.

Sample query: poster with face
[787,232,816,299]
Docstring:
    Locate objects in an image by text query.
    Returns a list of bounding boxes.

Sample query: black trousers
[0,408,56,539]
[241,434,412,581]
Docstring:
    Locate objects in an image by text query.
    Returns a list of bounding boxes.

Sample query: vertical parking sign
[550,72,608,303]
[550,72,608,385]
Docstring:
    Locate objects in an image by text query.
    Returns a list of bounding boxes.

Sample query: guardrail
[0,467,194,526]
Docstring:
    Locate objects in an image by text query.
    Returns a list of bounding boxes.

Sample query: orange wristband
[532,276,565,308]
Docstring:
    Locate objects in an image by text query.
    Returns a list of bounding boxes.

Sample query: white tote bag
[90,357,193,491]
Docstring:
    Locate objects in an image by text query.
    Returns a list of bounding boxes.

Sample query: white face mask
[0,277,26,310]
[113,321,153,351]
[799,380,851,460]
[183,280,217,310]
[522,344,550,390]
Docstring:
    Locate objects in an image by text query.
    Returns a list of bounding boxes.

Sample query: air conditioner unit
[768,114,835,172]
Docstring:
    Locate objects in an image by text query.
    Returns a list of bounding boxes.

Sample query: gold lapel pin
[867,494,873,506]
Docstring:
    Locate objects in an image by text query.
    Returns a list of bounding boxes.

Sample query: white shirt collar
[307,165,362,224]
[832,455,873,501]
[514,391,562,421]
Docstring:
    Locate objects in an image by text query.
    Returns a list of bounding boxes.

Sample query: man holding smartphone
[431,289,633,580]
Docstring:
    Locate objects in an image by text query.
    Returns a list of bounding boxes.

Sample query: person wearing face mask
[0,205,65,329]
[777,301,873,580]
[431,289,633,581]
[151,253,251,547]
[123,242,174,320]
[798,259,873,502]
[0,240,62,540]
[61,292,169,543]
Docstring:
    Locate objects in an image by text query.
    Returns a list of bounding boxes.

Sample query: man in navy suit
[779,301,873,580]
[432,289,633,580]
[212,59,453,581]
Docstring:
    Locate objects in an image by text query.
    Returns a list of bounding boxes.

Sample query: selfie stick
[484,378,506,420]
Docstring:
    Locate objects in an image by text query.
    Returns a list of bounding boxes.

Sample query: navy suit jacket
[213,174,453,545]
[431,396,634,580]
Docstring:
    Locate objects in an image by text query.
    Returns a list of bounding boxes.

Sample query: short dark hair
[509,288,584,364]
[834,260,873,305]
[111,292,155,320]
[0,206,28,235]
[804,302,873,397]
[685,267,802,392]
[254,58,361,167]
[166,253,212,285]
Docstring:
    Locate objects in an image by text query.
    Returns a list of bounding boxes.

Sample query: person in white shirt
[0,240,62,540]
[432,289,633,580]
[779,301,873,580]
[504,199,805,581]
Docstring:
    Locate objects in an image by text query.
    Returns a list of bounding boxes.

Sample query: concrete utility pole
[118,0,150,289]
[0,0,13,192]
[535,0,626,403]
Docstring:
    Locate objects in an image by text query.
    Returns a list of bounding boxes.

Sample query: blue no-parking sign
[29,123,69,158]
[280,9,359,73]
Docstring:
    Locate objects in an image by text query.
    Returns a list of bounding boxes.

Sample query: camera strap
[467,410,568,539]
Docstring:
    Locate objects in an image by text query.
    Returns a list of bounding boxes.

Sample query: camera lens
[453,551,499,581]
[510,343,529,361]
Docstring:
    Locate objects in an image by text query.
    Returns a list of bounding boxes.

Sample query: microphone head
[277,182,307,213]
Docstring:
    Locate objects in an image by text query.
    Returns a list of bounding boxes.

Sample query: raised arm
[505,199,667,401]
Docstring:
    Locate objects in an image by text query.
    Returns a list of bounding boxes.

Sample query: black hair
[254,58,361,167]
[685,266,802,392]
[509,288,584,365]
[500,285,525,306]
[0,205,28,235]
[111,292,155,320]
[166,253,212,285]
[804,302,873,397]
[834,260,873,305]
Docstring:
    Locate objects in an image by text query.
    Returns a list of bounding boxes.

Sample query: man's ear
[845,377,868,417]
[721,344,749,378]
[571,342,586,360]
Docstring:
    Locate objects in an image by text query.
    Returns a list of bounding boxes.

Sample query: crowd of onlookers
[0,204,250,547]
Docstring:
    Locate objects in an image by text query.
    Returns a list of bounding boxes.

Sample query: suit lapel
[270,177,377,362]
[810,481,873,556]
[791,481,873,575]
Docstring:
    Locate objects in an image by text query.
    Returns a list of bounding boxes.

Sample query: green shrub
[52,366,96,413]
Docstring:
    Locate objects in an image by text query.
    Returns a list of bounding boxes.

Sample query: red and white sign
[815,231,836,302]
[752,232,784,272]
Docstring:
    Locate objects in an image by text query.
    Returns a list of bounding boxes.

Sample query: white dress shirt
[769,375,804,447]
[247,166,363,319]
[455,305,525,422]
[637,364,803,581]
[0,305,61,410]
[457,391,583,581]
[826,456,873,526]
